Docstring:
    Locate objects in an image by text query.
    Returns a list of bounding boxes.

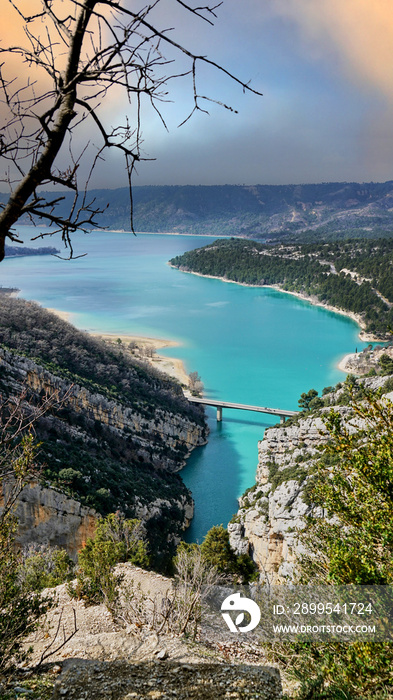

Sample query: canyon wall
[0,344,206,558]
[229,377,393,583]
[1,479,97,559]
[0,347,206,472]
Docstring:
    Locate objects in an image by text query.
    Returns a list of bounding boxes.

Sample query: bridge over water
[188,397,299,423]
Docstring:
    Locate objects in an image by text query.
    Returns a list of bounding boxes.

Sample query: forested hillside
[4,245,59,257]
[170,238,393,337]
[4,180,393,239]
[0,297,207,567]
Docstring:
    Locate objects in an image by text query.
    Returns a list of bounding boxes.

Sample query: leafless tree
[188,370,203,395]
[112,545,223,637]
[0,0,262,261]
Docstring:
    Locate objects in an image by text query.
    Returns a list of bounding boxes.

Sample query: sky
[2,0,393,187]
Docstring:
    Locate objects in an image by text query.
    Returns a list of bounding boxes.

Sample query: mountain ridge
[4,180,393,239]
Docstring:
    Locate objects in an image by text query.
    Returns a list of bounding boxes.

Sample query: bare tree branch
[0,0,262,261]
[34,607,78,670]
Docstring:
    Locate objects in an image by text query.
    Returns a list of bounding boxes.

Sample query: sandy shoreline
[46,308,73,323]
[337,353,355,374]
[91,331,190,386]
[46,307,189,386]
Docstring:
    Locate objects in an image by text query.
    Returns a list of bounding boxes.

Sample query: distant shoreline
[92,229,233,238]
[169,264,383,350]
[0,287,20,298]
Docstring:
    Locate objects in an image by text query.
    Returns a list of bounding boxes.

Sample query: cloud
[273,0,393,101]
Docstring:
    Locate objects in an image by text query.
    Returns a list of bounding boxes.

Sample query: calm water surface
[1,228,366,541]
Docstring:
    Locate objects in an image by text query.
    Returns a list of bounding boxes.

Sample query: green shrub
[382,376,393,394]
[72,513,149,605]
[298,389,318,410]
[72,537,123,605]
[379,353,393,375]
[18,546,75,592]
[277,638,393,700]
[200,525,257,583]
[200,525,236,574]
[0,516,53,676]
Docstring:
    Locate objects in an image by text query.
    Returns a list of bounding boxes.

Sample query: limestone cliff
[1,479,98,559]
[228,414,326,583]
[0,313,207,565]
[0,347,206,473]
[229,376,393,583]
[1,477,195,559]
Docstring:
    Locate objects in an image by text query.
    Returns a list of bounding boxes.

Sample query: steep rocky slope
[0,297,207,566]
[19,563,282,700]
[0,479,97,559]
[229,375,393,583]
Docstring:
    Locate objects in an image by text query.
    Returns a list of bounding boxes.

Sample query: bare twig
[0,0,262,260]
[34,607,78,669]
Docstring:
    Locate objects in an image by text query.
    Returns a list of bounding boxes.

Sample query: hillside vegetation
[4,245,59,257]
[170,237,393,337]
[4,180,393,239]
[0,297,207,567]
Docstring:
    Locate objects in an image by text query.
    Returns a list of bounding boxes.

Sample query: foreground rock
[23,564,282,700]
[52,659,281,700]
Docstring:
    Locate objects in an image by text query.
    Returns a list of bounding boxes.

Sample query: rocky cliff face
[1,479,98,559]
[0,343,207,562]
[1,478,194,559]
[0,347,206,472]
[228,414,327,583]
[229,376,393,583]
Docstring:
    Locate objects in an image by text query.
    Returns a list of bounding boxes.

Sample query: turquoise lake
[1,228,366,541]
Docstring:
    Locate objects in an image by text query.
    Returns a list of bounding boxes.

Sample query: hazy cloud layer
[273,0,393,101]
[1,1,393,187]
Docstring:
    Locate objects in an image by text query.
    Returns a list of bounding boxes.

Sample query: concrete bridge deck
[188,397,299,423]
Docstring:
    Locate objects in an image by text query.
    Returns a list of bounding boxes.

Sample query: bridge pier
[217,406,222,422]
[280,415,286,424]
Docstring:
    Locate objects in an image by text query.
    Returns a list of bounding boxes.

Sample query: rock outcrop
[21,563,283,700]
[229,376,393,583]
[1,479,97,559]
[0,347,207,472]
